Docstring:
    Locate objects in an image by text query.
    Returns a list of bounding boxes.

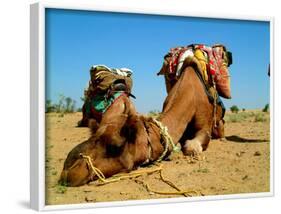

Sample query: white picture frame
[30,1,274,211]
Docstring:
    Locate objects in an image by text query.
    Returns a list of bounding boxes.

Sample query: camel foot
[182,139,203,156]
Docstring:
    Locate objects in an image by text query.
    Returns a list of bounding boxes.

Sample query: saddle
[86,65,133,97]
[159,44,231,116]
[161,44,232,99]
[83,65,135,122]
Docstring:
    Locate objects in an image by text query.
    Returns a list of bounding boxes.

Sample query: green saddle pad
[85,91,124,115]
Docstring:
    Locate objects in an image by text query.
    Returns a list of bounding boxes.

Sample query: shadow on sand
[225,135,269,143]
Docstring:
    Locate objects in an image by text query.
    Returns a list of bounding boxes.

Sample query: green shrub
[56,184,67,194]
[225,111,256,123]
[230,105,239,113]
[225,114,244,123]
[262,104,269,113]
[45,100,56,113]
[147,110,160,118]
[254,113,267,122]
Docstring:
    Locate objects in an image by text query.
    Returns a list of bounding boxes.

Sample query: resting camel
[158,44,232,139]
[59,44,232,186]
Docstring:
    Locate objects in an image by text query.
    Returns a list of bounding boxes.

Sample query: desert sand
[45,111,270,205]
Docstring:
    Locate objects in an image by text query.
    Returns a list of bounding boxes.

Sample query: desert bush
[254,113,268,122]
[230,105,239,113]
[56,184,67,194]
[225,113,244,123]
[225,111,257,123]
[45,100,56,113]
[225,111,269,123]
[147,110,160,118]
[262,104,269,113]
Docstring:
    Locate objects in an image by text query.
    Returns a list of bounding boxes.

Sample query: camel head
[59,96,151,187]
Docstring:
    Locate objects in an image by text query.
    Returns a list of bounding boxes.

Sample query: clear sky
[45,9,270,113]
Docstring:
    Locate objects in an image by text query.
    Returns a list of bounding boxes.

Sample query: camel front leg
[182,129,211,156]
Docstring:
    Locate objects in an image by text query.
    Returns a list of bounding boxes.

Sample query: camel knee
[182,130,210,155]
[197,131,211,150]
[182,139,203,156]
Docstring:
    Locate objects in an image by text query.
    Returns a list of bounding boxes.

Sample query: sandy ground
[45,111,270,205]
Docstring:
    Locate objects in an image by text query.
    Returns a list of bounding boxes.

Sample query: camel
[59,69,228,186]
[59,44,232,186]
[157,44,232,139]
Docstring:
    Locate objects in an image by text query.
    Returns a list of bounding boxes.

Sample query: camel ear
[157,64,165,76]
[157,57,170,76]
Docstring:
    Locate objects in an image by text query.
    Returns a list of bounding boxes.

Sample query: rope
[151,118,181,162]
[136,180,203,197]
[80,118,201,197]
[135,169,203,197]
[81,153,203,197]
[80,153,162,185]
[80,154,107,182]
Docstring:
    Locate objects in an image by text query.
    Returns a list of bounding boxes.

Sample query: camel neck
[158,111,186,144]
[157,67,196,143]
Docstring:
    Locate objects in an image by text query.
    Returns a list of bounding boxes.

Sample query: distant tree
[262,104,269,113]
[230,105,239,113]
[57,94,66,113]
[46,99,56,113]
[65,97,73,113]
[70,100,76,113]
[45,94,78,113]
[77,107,83,112]
[242,108,246,112]
[63,96,77,113]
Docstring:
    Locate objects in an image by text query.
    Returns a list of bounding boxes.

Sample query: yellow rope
[80,154,107,182]
[135,169,203,197]
[81,154,203,197]
[81,153,162,185]
[96,166,163,186]
[151,118,181,162]
[135,180,202,197]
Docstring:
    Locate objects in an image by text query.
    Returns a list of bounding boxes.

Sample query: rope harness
[151,118,181,162]
[77,119,202,197]
[80,154,203,197]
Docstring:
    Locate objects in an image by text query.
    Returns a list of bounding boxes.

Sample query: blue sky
[46,9,270,113]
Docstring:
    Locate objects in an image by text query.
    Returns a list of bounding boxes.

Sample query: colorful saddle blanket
[165,44,232,99]
[85,91,125,120]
